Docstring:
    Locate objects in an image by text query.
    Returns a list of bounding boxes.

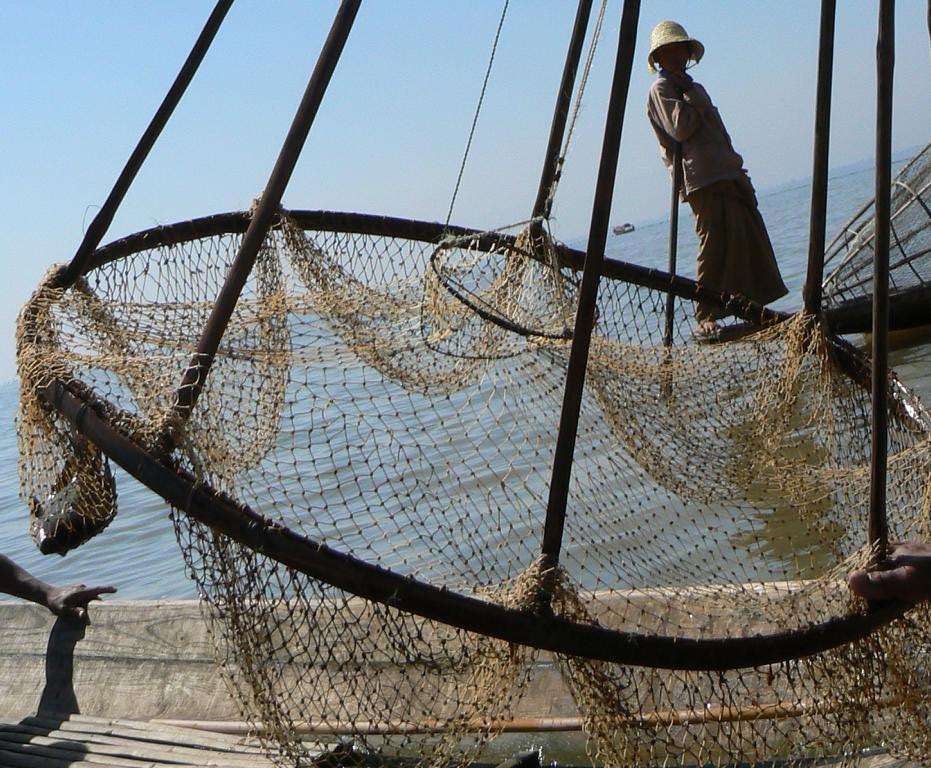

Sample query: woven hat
[647,20,704,73]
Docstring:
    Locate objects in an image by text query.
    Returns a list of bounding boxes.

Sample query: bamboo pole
[541,0,641,568]
[869,0,895,552]
[60,0,234,288]
[153,696,878,735]
[802,0,837,316]
[171,0,361,426]
[531,0,595,221]
[663,143,683,346]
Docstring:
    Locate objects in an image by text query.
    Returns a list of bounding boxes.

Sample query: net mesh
[15,209,931,766]
[823,141,931,307]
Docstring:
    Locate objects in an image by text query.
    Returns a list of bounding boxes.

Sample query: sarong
[688,177,788,323]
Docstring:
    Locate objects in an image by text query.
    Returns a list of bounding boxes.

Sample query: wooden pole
[171,0,361,425]
[870,0,894,553]
[153,695,906,735]
[531,0,595,221]
[541,0,641,567]
[802,0,837,316]
[663,143,683,346]
[60,0,234,288]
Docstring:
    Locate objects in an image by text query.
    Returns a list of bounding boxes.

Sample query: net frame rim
[72,207,928,431]
[42,378,913,671]
[68,208,790,329]
[35,207,928,670]
[428,237,575,341]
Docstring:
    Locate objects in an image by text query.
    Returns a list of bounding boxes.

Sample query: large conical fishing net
[15,207,931,766]
[14,0,931,764]
[822,141,931,315]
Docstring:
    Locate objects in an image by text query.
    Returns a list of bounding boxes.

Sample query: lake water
[2,151,929,599]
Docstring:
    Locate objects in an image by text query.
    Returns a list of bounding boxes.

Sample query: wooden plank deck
[0,712,295,767]
[0,713,918,768]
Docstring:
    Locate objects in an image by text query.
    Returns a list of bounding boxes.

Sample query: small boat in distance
[612,222,635,235]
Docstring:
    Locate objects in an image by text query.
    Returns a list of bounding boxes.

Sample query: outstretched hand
[847,542,931,603]
[45,584,117,621]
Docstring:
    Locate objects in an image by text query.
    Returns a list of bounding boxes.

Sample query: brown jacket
[647,71,745,200]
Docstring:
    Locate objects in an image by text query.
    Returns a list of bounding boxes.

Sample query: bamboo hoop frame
[34,208,918,672]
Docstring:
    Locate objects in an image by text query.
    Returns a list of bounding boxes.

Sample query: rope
[543,0,610,214]
[445,0,510,228]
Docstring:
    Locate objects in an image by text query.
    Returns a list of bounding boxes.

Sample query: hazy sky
[0,1,928,381]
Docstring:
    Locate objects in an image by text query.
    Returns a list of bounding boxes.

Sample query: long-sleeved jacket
[647,70,745,199]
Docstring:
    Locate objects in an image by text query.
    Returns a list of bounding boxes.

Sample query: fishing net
[822,141,931,313]
[15,208,931,767]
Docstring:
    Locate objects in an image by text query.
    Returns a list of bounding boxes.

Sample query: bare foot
[695,320,719,338]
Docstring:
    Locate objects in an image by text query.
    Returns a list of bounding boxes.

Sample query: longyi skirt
[687,177,788,323]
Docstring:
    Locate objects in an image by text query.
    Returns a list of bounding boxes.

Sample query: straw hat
[647,20,704,73]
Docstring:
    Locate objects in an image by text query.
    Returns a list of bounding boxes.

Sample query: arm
[648,77,704,144]
[0,553,116,620]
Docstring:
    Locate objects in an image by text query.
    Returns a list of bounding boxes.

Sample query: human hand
[682,86,711,109]
[45,584,117,621]
[847,542,931,603]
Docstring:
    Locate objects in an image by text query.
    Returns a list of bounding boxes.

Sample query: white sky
[0,1,928,380]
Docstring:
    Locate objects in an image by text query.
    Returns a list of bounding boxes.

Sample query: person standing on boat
[646,20,787,339]
[0,553,115,620]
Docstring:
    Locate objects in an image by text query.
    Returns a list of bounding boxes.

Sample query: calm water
[2,153,929,599]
